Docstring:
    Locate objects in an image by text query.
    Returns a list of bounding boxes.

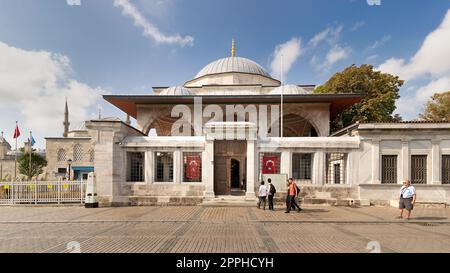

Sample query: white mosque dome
[269,85,312,95]
[159,86,194,96]
[194,57,272,80]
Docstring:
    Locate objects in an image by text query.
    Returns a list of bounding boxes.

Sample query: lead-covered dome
[159,86,194,96]
[194,57,271,80]
[269,85,312,95]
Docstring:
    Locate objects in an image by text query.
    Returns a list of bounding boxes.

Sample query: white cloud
[113,0,194,47]
[308,25,343,47]
[66,0,81,6]
[367,54,378,61]
[377,8,450,119]
[367,35,391,51]
[350,21,365,32]
[313,44,351,71]
[270,38,303,82]
[396,77,450,118]
[0,41,103,146]
[378,9,450,81]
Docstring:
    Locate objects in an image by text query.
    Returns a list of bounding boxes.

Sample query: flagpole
[14,121,17,182]
[280,54,284,139]
[29,131,32,180]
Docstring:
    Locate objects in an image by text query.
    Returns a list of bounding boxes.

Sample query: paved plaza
[0,205,449,253]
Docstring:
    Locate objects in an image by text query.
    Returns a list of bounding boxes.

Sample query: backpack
[270,184,277,195]
[296,185,301,196]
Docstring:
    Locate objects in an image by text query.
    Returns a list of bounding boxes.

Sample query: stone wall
[44,137,94,180]
[0,159,18,181]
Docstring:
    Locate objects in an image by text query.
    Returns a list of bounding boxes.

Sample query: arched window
[57,149,66,162]
[89,149,95,162]
[73,144,82,162]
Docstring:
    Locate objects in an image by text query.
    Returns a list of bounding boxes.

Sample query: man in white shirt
[397,179,416,220]
[257,181,268,210]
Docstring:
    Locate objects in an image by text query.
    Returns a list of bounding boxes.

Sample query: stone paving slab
[0,205,449,253]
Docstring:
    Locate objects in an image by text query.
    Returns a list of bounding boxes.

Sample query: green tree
[18,151,47,180]
[419,91,450,121]
[315,64,404,132]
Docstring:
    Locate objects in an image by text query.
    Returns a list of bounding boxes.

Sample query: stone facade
[66,55,450,207]
[44,130,95,180]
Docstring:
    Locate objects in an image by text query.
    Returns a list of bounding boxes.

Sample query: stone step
[132,190,204,197]
[314,192,332,199]
[129,196,202,206]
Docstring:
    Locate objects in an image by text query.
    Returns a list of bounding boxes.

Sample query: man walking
[285,178,301,213]
[267,178,276,210]
[257,181,268,210]
[397,179,416,220]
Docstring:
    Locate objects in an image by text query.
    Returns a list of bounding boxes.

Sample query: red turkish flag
[186,155,201,179]
[13,123,20,139]
[262,156,278,174]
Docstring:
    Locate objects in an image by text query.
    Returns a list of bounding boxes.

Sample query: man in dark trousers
[267,178,276,210]
[285,178,301,213]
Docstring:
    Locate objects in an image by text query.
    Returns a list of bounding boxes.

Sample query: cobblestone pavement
[0,205,449,253]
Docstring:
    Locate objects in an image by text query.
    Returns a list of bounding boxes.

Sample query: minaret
[125,114,131,125]
[231,38,236,57]
[63,98,70,138]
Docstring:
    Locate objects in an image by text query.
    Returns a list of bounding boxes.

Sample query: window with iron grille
[382,155,397,184]
[411,155,427,184]
[127,152,144,182]
[442,155,450,184]
[73,144,82,162]
[259,152,281,174]
[89,149,94,162]
[326,153,346,184]
[155,152,173,182]
[57,149,66,162]
[292,153,312,181]
[183,152,202,182]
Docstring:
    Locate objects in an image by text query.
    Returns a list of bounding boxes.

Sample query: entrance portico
[204,122,257,199]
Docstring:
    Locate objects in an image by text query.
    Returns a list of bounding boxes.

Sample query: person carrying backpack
[267,178,276,211]
[285,178,301,213]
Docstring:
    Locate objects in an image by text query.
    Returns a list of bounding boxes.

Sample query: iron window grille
[155,152,174,182]
[128,152,144,182]
[292,153,312,182]
[382,155,397,184]
[442,155,450,184]
[411,155,427,184]
[57,149,66,162]
[326,153,346,184]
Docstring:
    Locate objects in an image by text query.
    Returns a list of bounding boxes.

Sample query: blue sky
[1,0,450,148]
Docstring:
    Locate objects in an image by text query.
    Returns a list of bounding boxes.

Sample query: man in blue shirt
[397,179,416,220]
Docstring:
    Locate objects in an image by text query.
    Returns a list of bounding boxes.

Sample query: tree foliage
[419,91,450,121]
[315,64,404,131]
[18,151,47,180]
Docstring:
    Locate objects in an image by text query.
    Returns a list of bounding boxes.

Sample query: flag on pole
[13,122,20,139]
[29,133,36,146]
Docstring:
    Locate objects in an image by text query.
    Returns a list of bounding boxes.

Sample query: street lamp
[67,159,72,180]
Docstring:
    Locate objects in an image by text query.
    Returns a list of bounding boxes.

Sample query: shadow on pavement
[411,217,447,221]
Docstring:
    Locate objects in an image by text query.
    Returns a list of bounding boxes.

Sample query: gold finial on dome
[231,38,236,57]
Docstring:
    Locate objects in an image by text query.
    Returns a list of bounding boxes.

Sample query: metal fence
[0,180,86,205]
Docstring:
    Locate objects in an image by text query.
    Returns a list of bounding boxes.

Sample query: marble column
[280,150,291,178]
[431,140,441,184]
[145,150,154,185]
[173,150,182,184]
[203,140,215,198]
[313,151,325,185]
[400,140,410,183]
[246,139,256,199]
[371,139,381,184]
